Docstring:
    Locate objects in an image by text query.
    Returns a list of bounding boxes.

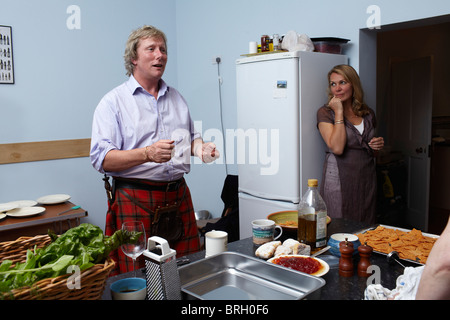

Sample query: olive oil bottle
[297,179,327,250]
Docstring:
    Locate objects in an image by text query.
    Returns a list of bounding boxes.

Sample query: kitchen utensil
[143,236,181,300]
[312,245,330,257]
[387,251,406,268]
[339,240,354,277]
[194,210,211,220]
[57,205,81,216]
[176,257,190,266]
[357,243,373,277]
[179,252,325,300]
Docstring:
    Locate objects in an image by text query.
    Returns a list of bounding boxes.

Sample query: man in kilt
[90,25,219,275]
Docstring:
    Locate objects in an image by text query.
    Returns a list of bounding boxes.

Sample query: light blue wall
[0,0,178,230]
[1,0,449,232]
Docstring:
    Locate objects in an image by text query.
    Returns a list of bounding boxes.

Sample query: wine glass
[121,220,146,278]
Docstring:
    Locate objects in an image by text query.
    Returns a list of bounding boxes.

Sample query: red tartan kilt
[105,180,200,276]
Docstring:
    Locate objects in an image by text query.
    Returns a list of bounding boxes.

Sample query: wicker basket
[0,235,115,300]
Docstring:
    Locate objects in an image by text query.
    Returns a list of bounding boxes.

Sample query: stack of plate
[0,194,71,219]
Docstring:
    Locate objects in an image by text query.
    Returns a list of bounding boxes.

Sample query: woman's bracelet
[334,119,344,124]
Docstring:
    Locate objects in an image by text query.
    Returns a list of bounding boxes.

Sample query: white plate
[0,213,6,220]
[8,200,38,208]
[36,194,71,205]
[6,206,46,218]
[267,254,330,277]
[0,202,19,212]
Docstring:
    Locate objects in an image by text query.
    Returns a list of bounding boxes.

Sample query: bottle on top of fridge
[297,179,327,250]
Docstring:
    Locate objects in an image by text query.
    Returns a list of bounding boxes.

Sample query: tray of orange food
[356,225,439,265]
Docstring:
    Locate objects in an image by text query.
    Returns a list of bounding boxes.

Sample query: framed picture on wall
[0,25,14,84]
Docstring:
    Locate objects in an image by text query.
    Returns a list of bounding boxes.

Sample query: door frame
[359,14,450,231]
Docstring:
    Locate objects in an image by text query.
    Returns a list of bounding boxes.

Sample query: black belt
[113,177,185,192]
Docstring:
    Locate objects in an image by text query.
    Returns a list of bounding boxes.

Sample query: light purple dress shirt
[90,75,201,181]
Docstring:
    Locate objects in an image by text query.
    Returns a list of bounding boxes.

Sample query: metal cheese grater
[143,236,181,300]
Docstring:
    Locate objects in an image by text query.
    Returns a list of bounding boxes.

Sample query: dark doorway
[359,14,450,234]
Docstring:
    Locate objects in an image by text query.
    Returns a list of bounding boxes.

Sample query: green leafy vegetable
[0,223,143,296]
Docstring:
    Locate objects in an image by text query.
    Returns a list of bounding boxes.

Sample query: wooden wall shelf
[0,139,90,164]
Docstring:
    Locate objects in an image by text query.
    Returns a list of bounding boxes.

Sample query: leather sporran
[113,178,187,244]
[152,203,184,243]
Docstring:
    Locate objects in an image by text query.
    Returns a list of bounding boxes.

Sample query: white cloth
[364,266,424,300]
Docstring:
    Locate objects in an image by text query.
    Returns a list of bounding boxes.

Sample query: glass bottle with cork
[297,179,327,250]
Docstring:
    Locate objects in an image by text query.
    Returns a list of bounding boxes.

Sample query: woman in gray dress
[317,65,384,223]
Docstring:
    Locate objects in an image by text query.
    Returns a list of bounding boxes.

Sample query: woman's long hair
[327,65,370,117]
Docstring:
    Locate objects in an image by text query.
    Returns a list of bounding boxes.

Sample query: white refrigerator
[236,51,347,239]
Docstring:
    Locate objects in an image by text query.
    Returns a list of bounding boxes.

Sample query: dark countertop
[103,218,420,300]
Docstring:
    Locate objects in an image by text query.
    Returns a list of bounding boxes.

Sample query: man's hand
[146,140,175,163]
[195,142,220,163]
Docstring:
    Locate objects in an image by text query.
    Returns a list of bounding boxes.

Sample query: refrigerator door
[239,192,297,239]
[236,51,348,204]
[236,53,300,203]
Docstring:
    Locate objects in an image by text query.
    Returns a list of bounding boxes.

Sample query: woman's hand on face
[328,96,343,113]
[369,137,384,151]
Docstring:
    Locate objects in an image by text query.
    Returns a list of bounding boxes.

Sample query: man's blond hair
[124,25,167,76]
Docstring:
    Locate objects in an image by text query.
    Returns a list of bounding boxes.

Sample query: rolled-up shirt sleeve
[90,94,122,174]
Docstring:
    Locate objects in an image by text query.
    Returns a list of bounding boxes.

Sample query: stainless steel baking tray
[178,252,325,300]
[355,224,439,265]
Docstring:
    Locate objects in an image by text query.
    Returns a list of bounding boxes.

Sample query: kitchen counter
[183,218,419,300]
[103,218,420,301]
